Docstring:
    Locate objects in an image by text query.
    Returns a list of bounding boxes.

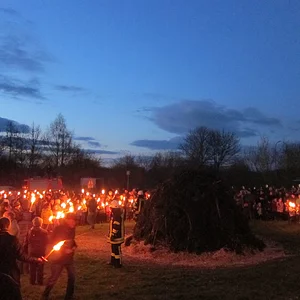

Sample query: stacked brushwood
[133,169,265,254]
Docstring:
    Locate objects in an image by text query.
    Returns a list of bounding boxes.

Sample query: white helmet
[110,200,119,208]
[138,190,144,196]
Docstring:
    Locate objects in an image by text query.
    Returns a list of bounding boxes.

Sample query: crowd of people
[234,184,300,221]
[0,187,149,300]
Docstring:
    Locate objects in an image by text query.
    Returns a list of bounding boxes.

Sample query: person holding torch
[42,213,77,300]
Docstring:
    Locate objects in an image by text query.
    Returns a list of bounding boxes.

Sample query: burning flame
[49,216,54,222]
[69,206,74,213]
[81,189,84,194]
[56,211,65,219]
[61,203,67,209]
[53,240,65,251]
[289,202,296,208]
[101,189,105,195]
[31,193,36,204]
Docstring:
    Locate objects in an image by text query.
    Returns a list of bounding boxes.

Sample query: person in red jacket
[107,200,125,268]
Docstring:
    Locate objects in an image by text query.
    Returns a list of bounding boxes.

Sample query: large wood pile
[133,170,265,254]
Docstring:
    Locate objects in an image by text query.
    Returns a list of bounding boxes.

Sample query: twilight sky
[0,0,300,159]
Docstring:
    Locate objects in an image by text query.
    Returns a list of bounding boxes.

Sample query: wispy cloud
[0,7,19,16]
[55,85,87,93]
[87,141,102,148]
[142,100,282,139]
[0,117,30,133]
[0,35,52,72]
[0,75,45,100]
[131,137,182,150]
[74,136,96,141]
[85,149,120,155]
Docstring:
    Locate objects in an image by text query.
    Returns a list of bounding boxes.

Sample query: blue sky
[1,0,300,159]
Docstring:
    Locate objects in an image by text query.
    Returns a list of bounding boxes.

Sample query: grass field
[20,220,300,300]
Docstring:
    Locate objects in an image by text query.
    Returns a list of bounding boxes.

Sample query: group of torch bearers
[0,187,149,300]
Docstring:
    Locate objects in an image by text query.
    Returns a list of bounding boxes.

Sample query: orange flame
[53,241,65,251]
[289,202,296,208]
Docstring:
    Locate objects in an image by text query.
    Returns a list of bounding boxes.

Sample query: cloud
[85,149,120,155]
[0,75,45,100]
[131,136,183,150]
[0,117,30,133]
[74,136,96,141]
[0,7,19,16]
[87,141,102,148]
[54,85,87,92]
[145,100,282,138]
[0,35,52,72]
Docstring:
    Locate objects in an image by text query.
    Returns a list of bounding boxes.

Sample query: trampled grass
[21,221,300,300]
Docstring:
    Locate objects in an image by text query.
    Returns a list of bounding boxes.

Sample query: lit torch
[43,240,65,260]
[30,193,36,210]
[289,202,296,208]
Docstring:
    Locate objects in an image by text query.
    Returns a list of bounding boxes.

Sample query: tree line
[0,114,298,189]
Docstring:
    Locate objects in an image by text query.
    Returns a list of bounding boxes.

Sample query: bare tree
[4,121,19,161]
[244,136,273,173]
[45,114,74,167]
[112,154,138,170]
[136,155,152,171]
[180,126,240,170]
[28,123,42,170]
[208,129,240,171]
[282,142,300,172]
[180,126,211,167]
[14,131,28,167]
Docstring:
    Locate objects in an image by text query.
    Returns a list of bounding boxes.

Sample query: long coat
[0,230,39,285]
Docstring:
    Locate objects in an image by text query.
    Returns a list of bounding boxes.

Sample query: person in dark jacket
[87,197,97,229]
[0,217,44,299]
[42,213,77,300]
[24,217,48,285]
[107,200,125,268]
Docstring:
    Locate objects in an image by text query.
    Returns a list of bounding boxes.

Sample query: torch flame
[53,241,65,251]
[101,189,105,194]
[289,202,296,208]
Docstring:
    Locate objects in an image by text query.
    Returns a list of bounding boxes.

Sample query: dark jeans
[29,262,44,285]
[43,263,75,300]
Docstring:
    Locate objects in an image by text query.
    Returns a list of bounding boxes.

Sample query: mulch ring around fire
[122,237,288,269]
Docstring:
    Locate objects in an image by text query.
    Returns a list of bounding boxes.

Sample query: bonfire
[133,169,265,254]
